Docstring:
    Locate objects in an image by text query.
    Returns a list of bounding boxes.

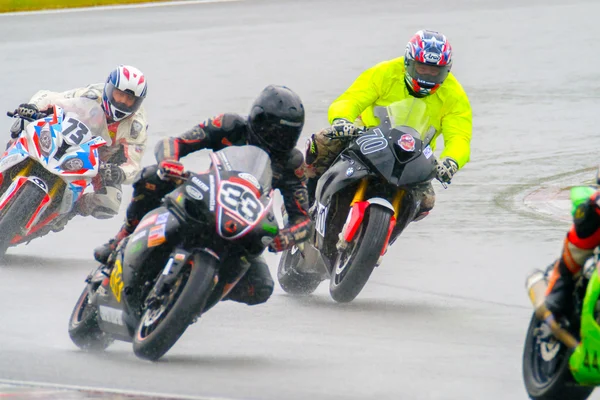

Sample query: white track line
[0,0,242,17]
[0,378,243,400]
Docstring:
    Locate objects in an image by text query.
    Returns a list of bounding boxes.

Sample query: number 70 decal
[356,128,388,155]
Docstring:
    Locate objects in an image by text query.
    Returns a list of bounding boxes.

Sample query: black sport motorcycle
[278,98,445,303]
[68,145,279,361]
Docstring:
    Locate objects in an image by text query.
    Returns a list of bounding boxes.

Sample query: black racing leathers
[127,113,312,305]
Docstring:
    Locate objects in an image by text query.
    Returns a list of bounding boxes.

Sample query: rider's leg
[412,182,436,222]
[93,165,177,263]
[545,192,600,315]
[223,255,274,305]
[303,130,346,205]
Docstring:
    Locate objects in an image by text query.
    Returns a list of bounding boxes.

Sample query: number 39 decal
[218,181,263,223]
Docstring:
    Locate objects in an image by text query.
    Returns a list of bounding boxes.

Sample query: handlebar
[6,110,48,122]
[323,133,365,140]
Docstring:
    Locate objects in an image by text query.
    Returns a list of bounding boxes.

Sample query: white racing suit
[14,83,148,219]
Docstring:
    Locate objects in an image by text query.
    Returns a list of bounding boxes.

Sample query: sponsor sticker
[398,134,416,152]
[186,185,204,200]
[424,52,441,63]
[423,145,433,159]
[147,224,167,247]
[238,173,260,189]
[191,176,209,191]
[137,214,157,229]
[156,212,169,225]
[130,230,147,243]
[130,120,143,139]
[109,259,124,302]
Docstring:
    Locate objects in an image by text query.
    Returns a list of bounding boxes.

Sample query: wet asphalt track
[1,0,600,399]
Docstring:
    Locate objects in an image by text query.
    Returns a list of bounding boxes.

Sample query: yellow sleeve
[327,64,385,124]
[439,93,472,169]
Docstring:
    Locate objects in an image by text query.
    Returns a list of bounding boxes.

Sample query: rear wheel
[0,181,47,258]
[329,205,391,303]
[132,252,217,361]
[68,286,112,351]
[522,314,594,400]
[277,246,322,295]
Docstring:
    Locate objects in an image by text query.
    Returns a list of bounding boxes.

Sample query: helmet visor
[251,123,300,155]
[406,59,450,87]
[105,83,144,114]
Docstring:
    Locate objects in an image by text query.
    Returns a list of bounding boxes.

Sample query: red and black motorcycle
[68,145,279,360]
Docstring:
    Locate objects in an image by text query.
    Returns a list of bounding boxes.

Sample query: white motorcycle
[0,98,108,256]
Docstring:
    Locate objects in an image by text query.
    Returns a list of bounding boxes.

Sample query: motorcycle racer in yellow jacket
[304,29,472,220]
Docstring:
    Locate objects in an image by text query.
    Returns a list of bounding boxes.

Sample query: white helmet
[102,65,147,122]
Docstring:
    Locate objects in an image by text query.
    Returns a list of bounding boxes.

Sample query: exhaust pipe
[526,270,579,349]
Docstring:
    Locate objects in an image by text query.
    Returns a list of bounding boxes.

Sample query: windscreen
[54,97,110,143]
[385,98,432,140]
[213,145,273,192]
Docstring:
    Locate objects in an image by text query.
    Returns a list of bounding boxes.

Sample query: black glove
[330,118,361,137]
[99,162,125,186]
[15,103,40,119]
[436,157,459,183]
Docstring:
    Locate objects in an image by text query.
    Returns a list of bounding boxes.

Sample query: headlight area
[61,157,84,172]
[39,126,53,157]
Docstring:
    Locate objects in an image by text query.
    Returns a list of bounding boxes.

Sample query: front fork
[336,177,402,257]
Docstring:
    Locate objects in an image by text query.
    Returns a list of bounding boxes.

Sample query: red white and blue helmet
[102,65,147,122]
[404,30,453,97]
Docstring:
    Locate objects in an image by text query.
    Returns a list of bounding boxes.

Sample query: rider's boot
[94,222,136,265]
[544,258,577,317]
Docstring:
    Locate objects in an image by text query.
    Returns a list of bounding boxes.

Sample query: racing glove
[436,157,459,183]
[99,162,125,186]
[10,104,51,139]
[268,219,312,253]
[157,159,185,181]
[330,118,361,137]
[15,103,40,119]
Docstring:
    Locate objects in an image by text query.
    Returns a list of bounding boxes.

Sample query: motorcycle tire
[132,251,217,361]
[522,313,594,400]
[329,205,392,303]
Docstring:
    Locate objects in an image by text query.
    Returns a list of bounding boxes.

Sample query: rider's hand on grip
[330,118,361,138]
[15,103,39,119]
[157,159,185,181]
[268,228,295,253]
[435,157,458,184]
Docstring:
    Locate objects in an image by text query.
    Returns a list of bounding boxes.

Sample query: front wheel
[132,252,217,361]
[0,181,47,258]
[329,205,391,303]
[522,314,594,400]
[277,246,322,295]
[68,286,113,351]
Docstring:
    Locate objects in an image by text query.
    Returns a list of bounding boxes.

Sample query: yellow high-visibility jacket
[328,57,472,169]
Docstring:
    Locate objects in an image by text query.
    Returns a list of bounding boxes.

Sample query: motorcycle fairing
[0,107,106,180]
[315,152,369,207]
[570,265,600,384]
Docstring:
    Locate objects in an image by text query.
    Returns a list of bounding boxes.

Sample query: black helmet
[248,85,305,157]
